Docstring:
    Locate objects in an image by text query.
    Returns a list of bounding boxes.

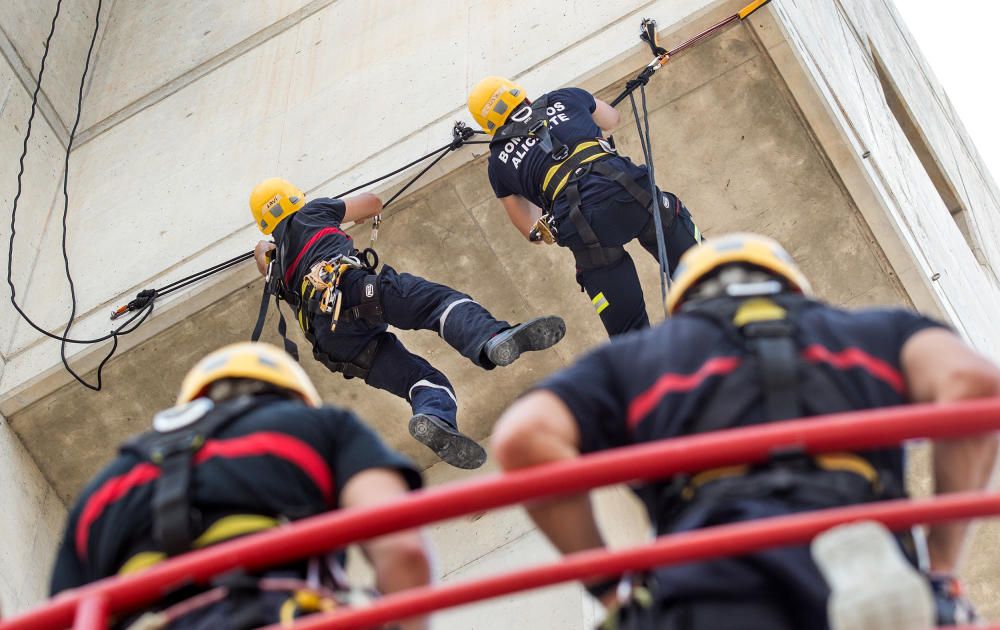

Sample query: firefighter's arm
[254,240,276,276]
[592,98,621,132]
[492,391,615,605]
[901,327,1000,574]
[340,468,431,630]
[499,195,543,241]
[342,192,383,224]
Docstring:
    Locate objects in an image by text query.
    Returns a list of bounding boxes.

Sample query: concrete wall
[761,0,1000,616]
[0,0,734,406]
[0,410,67,616]
[764,0,1000,357]
[0,6,82,613]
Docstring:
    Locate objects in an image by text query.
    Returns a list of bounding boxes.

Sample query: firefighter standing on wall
[250,179,566,469]
[492,234,998,629]
[468,76,702,337]
[50,342,432,630]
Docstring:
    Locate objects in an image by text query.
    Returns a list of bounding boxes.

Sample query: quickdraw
[299,254,368,334]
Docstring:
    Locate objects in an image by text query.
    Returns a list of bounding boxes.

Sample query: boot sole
[487,316,566,367]
[408,414,486,469]
[812,521,934,630]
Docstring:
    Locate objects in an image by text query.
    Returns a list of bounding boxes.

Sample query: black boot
[483,315,566,367]
[408,414,486,469]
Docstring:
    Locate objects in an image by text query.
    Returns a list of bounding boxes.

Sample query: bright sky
[894,1,1000,184]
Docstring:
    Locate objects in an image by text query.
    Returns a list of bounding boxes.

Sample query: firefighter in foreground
[467,76,701,337]
[493,234,999,629]
[250,178,566,469]
[51,342,431,630]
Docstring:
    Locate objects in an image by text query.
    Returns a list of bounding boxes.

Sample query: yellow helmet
[249,178,306,235]
[177,342,321,407]
[468,76,528,134]
[666,233,812,315]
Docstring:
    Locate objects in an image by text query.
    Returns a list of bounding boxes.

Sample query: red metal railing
[3,399,1000,629]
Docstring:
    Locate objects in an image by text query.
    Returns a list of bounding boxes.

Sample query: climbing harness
[649,289,918,555]
[296,252,381,335]
[114,394,366,629]
[120,395,260,556]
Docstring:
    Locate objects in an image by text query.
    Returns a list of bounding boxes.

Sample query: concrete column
[0,410,67,615]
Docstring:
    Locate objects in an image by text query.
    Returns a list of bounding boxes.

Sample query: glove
[928,573,977,626]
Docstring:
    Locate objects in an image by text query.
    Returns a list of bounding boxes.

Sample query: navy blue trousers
[310,265,509,427]
[562,191,701,337]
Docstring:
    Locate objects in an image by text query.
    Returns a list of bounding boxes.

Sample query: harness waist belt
[681,452,880,502]
[540,140,613,207]
[119,514,280,575]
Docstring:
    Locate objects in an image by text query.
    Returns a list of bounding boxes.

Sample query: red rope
[4,399,1000,629]
[264,491,1000,629]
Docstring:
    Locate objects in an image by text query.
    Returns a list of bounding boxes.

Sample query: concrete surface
[765,0,1000,357]
[1,0,730,405]
[0,410,66,616]
[8,19,913,501]
[3,0,1000,624]
[0,0,103,135]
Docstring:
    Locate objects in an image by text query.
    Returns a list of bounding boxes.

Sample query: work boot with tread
[485,315,566,367]
[408,414,486,469]
[812,520,935,630]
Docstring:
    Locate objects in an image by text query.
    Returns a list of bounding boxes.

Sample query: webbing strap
[153,446,194,556]
[562,159,657,269]
[541,141,611,204]
[126,396,260,557]
[341,274,384,324]
[251,283,270,342]
[119,514,281,575]
[590,161,653,208]
[275,294,299,361]
[492,96,568,161]
[565,185,600,250]
[745,321,801,421]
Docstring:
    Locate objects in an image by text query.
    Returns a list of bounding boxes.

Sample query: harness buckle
[568,163,593,184]
[551,145,570,161]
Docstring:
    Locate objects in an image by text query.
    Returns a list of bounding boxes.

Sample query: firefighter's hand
[254,240,276,276]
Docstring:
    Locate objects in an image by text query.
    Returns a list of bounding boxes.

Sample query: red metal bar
[71,595,107,630]
[4,399,1000,629]
[261,492,1000,629]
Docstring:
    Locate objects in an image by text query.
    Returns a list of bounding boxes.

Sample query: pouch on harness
[654,294,907,533]
[491,95,669,268]
[251,246,383,379]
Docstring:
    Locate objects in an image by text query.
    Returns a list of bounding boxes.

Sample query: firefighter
[50,342,432,630]
[250,178,566,469]
[492,233,998,629]
[467,76,702,337]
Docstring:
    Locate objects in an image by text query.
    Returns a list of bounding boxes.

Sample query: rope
[4,0,139,391]
[629,86,670,317]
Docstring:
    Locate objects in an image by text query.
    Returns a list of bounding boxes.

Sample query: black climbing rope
[606,1,774,315]
[4,0,139,391]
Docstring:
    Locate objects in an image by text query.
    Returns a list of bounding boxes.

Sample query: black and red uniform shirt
[273,198,354,292]
[537,300,944,526]
[50,397,421,594]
